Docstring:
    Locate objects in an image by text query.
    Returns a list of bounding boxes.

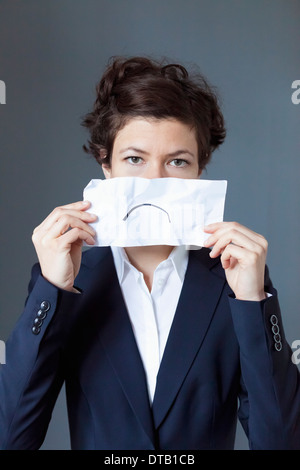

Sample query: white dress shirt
[111,245,189,403]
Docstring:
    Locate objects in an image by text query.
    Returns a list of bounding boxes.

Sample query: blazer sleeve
[0,264,79,450]
[229,268,300,450]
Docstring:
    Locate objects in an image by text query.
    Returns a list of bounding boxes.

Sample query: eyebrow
[120,147,195,158]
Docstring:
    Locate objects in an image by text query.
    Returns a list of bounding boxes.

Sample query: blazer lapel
[76,247,155,447]
[152,248,226,429]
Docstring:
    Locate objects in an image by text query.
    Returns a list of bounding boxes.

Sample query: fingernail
[85,211,97,219]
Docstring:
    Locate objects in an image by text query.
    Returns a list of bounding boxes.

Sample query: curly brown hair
[82,56,226,170]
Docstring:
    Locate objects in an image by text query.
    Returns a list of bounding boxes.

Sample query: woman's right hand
[32,201,97,292]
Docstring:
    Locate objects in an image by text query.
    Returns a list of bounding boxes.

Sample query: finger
[220,244,245,269]
[34,204,97,233]
[204,222,224,232]
[34,201,90,230]
[204,222,260,239]
[42,214,96,241]
[220,244,264,273]
[60,200,91,210]
[204,222,267,249]
[209,230,264,258]
[56,227,96,248]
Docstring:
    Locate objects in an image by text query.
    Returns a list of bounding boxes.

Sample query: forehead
[112,117,198,152]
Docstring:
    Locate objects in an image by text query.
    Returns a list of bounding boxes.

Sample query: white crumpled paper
[83,177,227,247]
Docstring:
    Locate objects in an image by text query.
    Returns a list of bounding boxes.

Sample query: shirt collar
[111,245,189,285]
[167,245,189,283]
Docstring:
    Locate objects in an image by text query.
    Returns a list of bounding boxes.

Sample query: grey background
[0,0,299,450]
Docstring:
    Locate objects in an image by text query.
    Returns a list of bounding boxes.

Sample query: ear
[100,149,111,179]
[102,164,111,179]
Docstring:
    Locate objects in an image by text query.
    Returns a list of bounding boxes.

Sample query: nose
[142,162,167,179]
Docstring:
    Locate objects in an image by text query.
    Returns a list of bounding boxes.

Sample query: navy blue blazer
[0,247,300,450]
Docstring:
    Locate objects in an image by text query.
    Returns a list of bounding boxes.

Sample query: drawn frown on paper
[123,203,171,223]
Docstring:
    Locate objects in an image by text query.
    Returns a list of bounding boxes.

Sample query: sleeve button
[40,300,51,312]
[273,333,281,343]
[37,309,47,320]
[272,324,280,335]
[32,325,41,335]
[270,314,278,325]
[33,317,43,328]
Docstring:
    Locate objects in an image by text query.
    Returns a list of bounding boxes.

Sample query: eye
[125,156,143,165]
[169,158,189,167]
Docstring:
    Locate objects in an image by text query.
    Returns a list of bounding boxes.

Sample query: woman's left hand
[204,222,268,301]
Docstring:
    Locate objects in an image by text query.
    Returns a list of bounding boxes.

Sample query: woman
[0,56,299,450]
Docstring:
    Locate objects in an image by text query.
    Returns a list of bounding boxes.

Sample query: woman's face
[102,117,202,180]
